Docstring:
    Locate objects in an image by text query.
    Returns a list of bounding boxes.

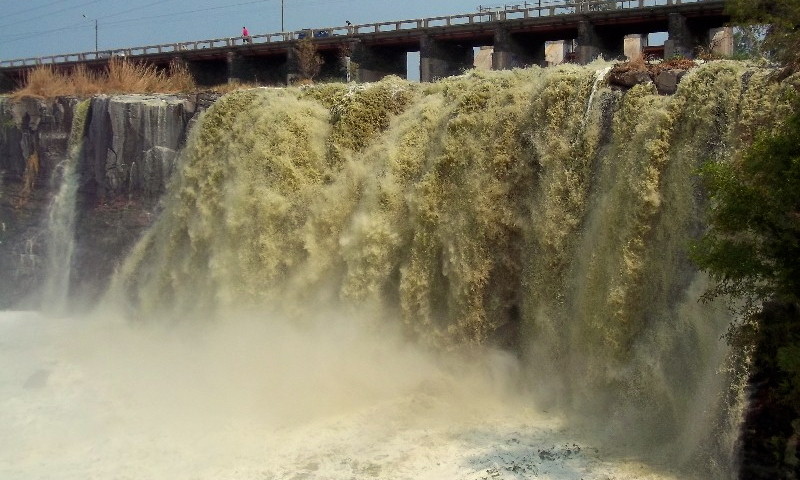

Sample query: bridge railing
[0,0,715,68]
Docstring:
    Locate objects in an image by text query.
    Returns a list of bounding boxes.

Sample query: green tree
[733,25,768,59]
[691,103,800,307]
[727,0,800,71]
[692,98,800,480]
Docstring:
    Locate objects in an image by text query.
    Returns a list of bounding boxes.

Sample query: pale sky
[0,0,520,61]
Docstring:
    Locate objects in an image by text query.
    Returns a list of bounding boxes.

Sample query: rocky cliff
[0,93,218,309]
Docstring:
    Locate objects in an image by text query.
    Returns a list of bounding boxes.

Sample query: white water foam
[0,309,686,480]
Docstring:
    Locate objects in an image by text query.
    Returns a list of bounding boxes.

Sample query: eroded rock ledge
[0,93,219,308]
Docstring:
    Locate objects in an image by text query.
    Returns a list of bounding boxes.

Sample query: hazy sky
[0,0,516,61]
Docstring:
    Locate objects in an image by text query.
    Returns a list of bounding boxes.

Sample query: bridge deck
[0,0,726,71]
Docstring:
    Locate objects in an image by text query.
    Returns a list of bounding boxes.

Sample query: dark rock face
[0,97,80,307]
[0,93,218,309]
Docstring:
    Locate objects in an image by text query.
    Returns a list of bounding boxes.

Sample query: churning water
[2,61,794,479]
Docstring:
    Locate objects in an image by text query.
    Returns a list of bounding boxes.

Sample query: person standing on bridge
[242,26,251,43]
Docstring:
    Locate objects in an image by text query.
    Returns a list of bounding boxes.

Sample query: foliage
[691,100,800,307]
[732,25,769,60]
[727,0,800,71]
[293,38,324,83]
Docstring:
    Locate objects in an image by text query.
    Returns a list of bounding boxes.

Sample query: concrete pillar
[0,71,14,93]
[226,51,239,83]
[545,41,566,66]
[577,20,625,63]
[419,35,473,82]
[576,20,601,64]
[664,13,692,58]
[474,46,493,71]
[185,58,233,87]
[709,27,734,56]
[623,34,645,61]
[351,42,407,82]
[492,28,544,70]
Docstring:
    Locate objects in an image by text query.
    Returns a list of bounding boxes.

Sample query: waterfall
[84,62,791,478]
[39,100,90,314]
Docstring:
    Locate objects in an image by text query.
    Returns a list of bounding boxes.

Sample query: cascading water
[39,100,89,314]
[2,61,795,480]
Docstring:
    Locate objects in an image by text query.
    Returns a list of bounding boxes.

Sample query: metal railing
[0,0,716,68]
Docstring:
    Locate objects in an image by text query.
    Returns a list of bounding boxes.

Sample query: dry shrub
[611,53,649,76]
[70,64,102,96]
[105,57,165,93]
[11,57,197,98]
[610,54,697,79]
[627,52,647,71]
[163,59,196,93]
[11,66,71,99]
[205,80,262,94]
[651,57,697,76]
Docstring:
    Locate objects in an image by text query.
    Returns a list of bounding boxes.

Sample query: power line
[98,0,276,27]
[0,0,105,30]
[2,0,66,19]
[96,0,183,21]
[0,0,277,47]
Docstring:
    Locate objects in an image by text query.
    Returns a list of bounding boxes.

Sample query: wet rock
[607,57,697,94]
[0,94,214,308]
[608,68,652,89]
[654,69,685,95]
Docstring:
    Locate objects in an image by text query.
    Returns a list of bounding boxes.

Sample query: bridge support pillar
[227,51,288,85]
[544,41,567,66]
[664,13,705,58]
[665,13,690,58]
[226,51,240,83]
[576,20,624,64]
[709,27,734,56]
[492,28,544,70]
[419,36,473,83]
[351,42,407,82]
[623,34,646,60]
[0,71,13,93]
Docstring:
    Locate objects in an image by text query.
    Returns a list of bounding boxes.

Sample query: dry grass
[11,58,197,99]
[610,54,697,79]
[12,67,72,99]
[204,80,263,94]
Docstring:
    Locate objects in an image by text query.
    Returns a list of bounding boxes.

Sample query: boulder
[654,69,686,95]
[608,68,652,89]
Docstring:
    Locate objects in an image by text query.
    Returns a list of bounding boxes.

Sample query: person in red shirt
[242,26,251,43]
